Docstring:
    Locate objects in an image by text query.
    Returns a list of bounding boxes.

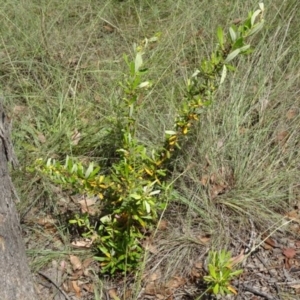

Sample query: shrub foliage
[32,4,265,275]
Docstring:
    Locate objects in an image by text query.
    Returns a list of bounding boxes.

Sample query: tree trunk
[0,102,37,300]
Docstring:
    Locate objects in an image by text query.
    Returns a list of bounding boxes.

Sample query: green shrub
[32,3,265,276]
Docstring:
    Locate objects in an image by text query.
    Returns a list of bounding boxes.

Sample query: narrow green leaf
[98,246,111,257]
[130,61,135,76]
[220,65,227,84]
[144,201,151,214]
[232,37,244,50]
[247,20,264,36]
[251,9,262,26]
[138,81,150,88]
[165,130,177,135]
[135,52,143,73]
[93,256,108,262]
[123,54,129,67]
[226,64,236,71]
[208,264,217,279]
[239,44,251,53]
[229,26,237,42]
[130,193,141,200]
[85,162,94,179]
[149,190,161,196]
[217,26,224,49]
[213,283,219,295]
[71,163,77,173]
[46,158,52,167]
[69,220,78,224]
[224,48,241,63]
[148,36,158,42]
[64,155,69,169]
[100,215,112,224]
[230,269,243,277]
[77,164,84,178]
[225,45,250,63]
[259,2,264,12]
[89,166,100,178]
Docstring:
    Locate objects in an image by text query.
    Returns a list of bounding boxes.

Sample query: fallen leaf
[94,94,102,103]
[108,289,120,300]
[200,174,209,186]
[103,25,115,33]
[197,234,211,244]
[143,238,158,254]
[37,216,57,227]
[82,257,94,269]
[157,219,168,230]
[275,130,289,146]
[210,183,226,199]
[70,255,82,271]
[260,98,269,112]
[62,282,69,293]
[290,223,300,234]
[144,282,157,295]
[68,57,78,66]
[286,108,298,120]
[287,210,299,217]
[122,289,132,299]
[229,251,245,267]
[263,237,278,249]
[194,261,203,269]
[227,285,238,295]
[82,283,94,293]
[71,129,81,145]
[179,60,188,66]
[165,276,186,290]
[195,29,204,37]
[210,173,216,184]
[145,243,158,255]
[60,260,67,271]
[286,210,300,220]
[148,270,162,282]
[190,267,201,278]
[37,132,46,143]
[13,105,27,115]
[232,18,242,24]
[70,269,83,280]
[239,126,249,135]
[262,242,273,250]
[71,280,81,298]
[217,139,224,149]
[282,248,296,259]
[78,197,98,213]
[71,239,93,249]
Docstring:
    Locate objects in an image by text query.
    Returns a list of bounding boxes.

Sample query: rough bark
[0,102,37,300]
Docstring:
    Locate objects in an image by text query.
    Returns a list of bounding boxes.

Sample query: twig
[243,284,279,300]
[37,271,71,300]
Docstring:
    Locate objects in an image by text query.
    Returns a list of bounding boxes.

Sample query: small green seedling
[203,250,243,295]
